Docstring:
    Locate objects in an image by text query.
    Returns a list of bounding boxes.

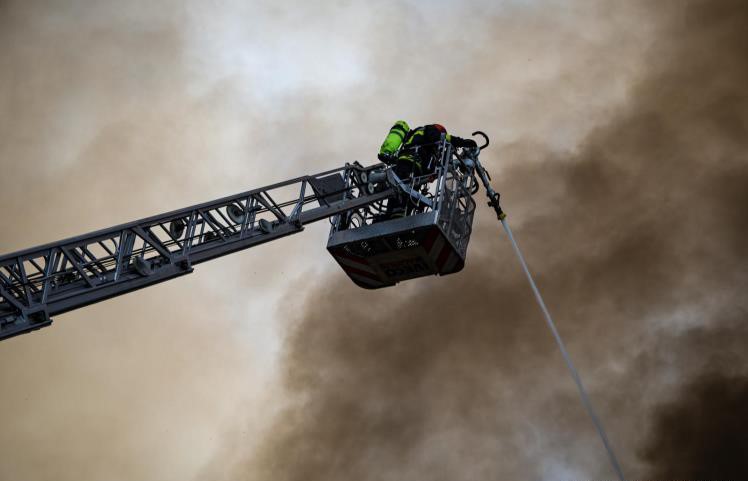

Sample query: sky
[1,0,746,480]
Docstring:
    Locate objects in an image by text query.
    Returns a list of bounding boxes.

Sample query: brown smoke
[2,2,651,480]
[0,2,299,480]
[205,0,748,479]
[1,0,746,479]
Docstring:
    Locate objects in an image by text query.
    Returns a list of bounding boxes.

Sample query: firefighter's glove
[452,138,478,150]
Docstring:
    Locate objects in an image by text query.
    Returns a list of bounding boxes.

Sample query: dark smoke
[207,0,748,479]
[643,373,748,479]
[642,373,748,479]
[639,310,748,479]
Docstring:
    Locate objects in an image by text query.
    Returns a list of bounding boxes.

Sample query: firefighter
[377,121,477,217]
[378,121,477,178]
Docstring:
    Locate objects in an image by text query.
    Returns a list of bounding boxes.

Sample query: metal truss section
[0,163,393,341]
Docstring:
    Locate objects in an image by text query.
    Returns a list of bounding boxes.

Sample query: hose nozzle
[487,191,506,220]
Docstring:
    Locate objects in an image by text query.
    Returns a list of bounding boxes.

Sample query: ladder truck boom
[0,163,393,341]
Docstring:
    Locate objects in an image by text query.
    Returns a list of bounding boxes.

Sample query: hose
[500,218,627,481]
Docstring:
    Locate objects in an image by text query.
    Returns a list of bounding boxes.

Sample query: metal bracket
[386,169,434,209]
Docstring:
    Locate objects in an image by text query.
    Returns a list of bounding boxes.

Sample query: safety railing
[331,138,478,256]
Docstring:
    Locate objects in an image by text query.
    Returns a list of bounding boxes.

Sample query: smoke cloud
[1,0,746,480]
[203,0,748,480]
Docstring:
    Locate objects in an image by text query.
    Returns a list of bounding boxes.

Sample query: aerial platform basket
[326,141,478,288]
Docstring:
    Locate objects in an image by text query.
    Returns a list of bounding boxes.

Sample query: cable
[500,218,627,481]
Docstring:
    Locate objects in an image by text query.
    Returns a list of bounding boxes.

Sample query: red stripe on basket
[436,244,453,270]
[342,264,381,282]
[422,228,439,253]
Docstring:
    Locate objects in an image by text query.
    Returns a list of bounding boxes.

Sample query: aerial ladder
[0,133,502,341]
